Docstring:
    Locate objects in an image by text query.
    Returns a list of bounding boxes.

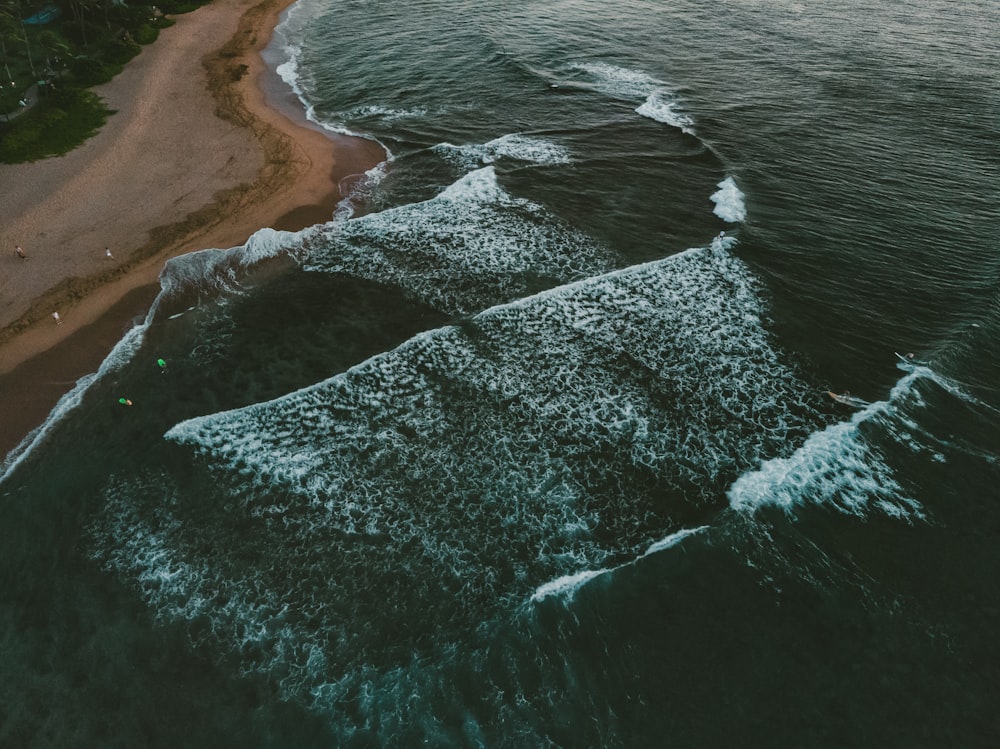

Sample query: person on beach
[52,311,62,325]
[157,357,167,373]
[105,247,113,259]
[14,245,26,259]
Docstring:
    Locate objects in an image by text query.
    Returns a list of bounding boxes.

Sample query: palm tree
[0,8,17,86]
[38,28,69,74]
[19,15,37,79]
[4,1,38,79]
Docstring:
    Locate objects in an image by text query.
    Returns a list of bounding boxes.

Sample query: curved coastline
[0,0,385,455]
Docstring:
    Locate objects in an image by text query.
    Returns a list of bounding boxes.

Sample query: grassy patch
[0,88,114,163]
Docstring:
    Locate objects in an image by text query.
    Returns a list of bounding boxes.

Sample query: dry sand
[0,0,385,455]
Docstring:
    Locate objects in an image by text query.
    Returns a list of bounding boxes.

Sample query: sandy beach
[0,0,385,455]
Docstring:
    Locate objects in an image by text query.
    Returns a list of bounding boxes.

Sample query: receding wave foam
[272,1,388,149]
[89,244,823,721]
[710,177,747,223]
[295,166,617,314]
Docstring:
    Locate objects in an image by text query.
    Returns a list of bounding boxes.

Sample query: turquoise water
[2,0,999,745]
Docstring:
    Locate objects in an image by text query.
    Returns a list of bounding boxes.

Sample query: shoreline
[0,0,385,456]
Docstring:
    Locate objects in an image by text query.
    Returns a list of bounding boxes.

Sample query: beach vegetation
[0,84,110,161]
[0,0,208,161]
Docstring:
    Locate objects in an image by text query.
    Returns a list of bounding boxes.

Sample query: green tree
[0,2,36,78]
[0,8,17,85]
[37,28,69,73]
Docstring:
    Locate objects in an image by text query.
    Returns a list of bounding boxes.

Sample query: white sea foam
[642,525,710,557]
[531,524,711,604]
[531,569,608,602]
[571,62,696,133]
[347,103,430,122]
[241,227,298,264]
[96,322,149,377]
[728,373,929,520]
[334,161,389,221]
[272,1,389,148]
[570,62,663,98]
[636,92,695,134]
[295,166,618,314]
[96,243,824,715]
[710,177,747,223]
[434,134,572,170]
[147,229,299,322]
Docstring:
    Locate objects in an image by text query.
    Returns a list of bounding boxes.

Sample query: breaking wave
[89,243,822,721]
[571,61,696,134]
[294,166,617,315]
[710,177,747,223]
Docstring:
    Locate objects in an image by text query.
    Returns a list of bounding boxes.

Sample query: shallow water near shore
[2,0,999,745]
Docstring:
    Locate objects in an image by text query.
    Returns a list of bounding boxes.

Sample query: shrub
[133,24,160,45]
[100,38,142,66]
[69,56,116,86]
[0,88,113,163]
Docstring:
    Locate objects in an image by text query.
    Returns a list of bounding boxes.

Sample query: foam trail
[531,569,609,602]
[710,177,747,223]
[532,525,711,604]
[643,525,710,557]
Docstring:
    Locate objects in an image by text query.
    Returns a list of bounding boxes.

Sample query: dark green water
[2,0,999,745]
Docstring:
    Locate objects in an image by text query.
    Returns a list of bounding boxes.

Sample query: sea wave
[93,244,822,713]
[727,371,940,520]
[294,166,618,315]
[636,92,696,134]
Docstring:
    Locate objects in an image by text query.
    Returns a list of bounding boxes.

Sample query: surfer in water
[827,389,868,408]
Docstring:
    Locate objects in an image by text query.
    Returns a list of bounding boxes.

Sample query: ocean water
[2,0,999,745]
